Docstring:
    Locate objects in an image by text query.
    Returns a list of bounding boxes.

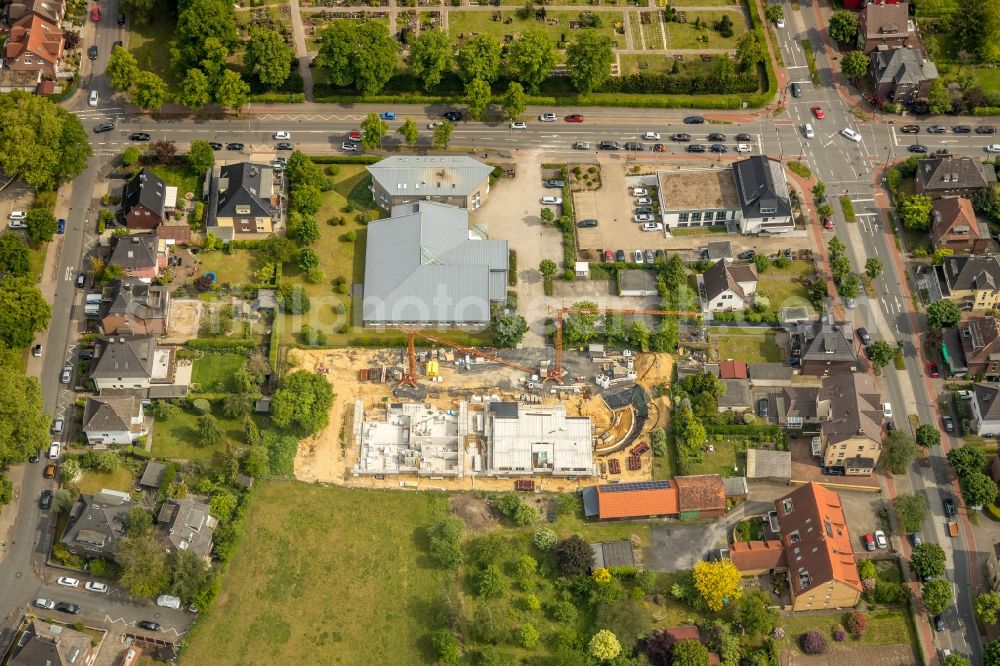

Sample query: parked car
[952,125,972,134]
[737,250,755,260]
[226,142,244,151]
[60,365,72,384]
[35,599,55,610]
[874,530,887,549]
[942,415,955,432]
[900,124,920,133]
[48,442,60,459]
[632,250,644,264]
[88,90,99,107]
[943,497,956,517]
[540,196,562,205]
[603,250,613,263]
[624,142,645,151]
[573,141,591,150]
[157,595,181,609]
[137,621,161,632]
[757,398,768,417]
[32,344,42,357]
[129,132,150,141]
[670,133,691,142]
[90,5,99,21]
[85,582,109,593]
[857,327,872,346]
[39,490,52,510]
[986,144,1000,154]
[51,418,64,435]
[811,106,825,119]
[976,126,996,134]
[209,142,223,150]
[88,45,98,60]
[686,144,706,153]
[57,577,80,587]
[823,217,834,229]
[565,114,585,123]
[709,144,728,153]
[93,123,114,133]
[538,112,557,122]
[882,402,892,419]
[640,222,663,232]
[44,463,56,478]
[706,132,726,142]
[510,121,527,129]
[117,11,125,24]
[803,123,815,139]
[634,207,653,215]
[736,143,753,153]
[643,131,660,140]
[544,179,565,188]
[633,213,655,223]
[57,219,65,234]
[632,187,648,196]
[683,115,705,124]
[635,197,651,205]
[76,273,86,288]
[615,250,625,262]
[442,111,461,122]
[379,111,396,120]
[273,131,291,140]
[652,143,665,152]
[341,142,358,151]
[909,144,928,153]
[735,133,752,142]
[598,141,620,150]
[576,219,598,228]
[957,390,974,399]
[348,131,361,142]
[910,532,922,546]
[927,361,940,377]
[933,615,945,632]
[927,125,947,134]
[276,142,293,150]
[863,534,876,551]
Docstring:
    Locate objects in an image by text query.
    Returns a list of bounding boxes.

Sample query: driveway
[838,488,893,556]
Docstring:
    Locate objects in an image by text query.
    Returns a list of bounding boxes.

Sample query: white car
[35,599,56,609]
[8,211,26,221]
[8,221,25,230]
[341,142,358,152]
[987,144,1000,153]
[736,143,753,153]
[803,123,815,139]
[643,132,660,140]
[874,530,888,549]
[88,90,99,107]
[48,442,60,459]
[540,196,562,205]
[635,197,651,205]
[634,213,655,223]
[775,18,785,28]
[57,577,80,587]
[632,187,648,197]
[85,581,109,593]
[883,402,893,419]
[539,112,557,122]
[841,127,863,143]
[640,222,664,232]
[427,121,442,129]
[510,121,527,129]
[273,131,291,140]
[632,250,644,264]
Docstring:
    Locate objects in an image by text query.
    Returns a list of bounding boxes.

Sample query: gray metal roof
[362,202,508,324]
[732,156,791,220]
[367,156,493,198]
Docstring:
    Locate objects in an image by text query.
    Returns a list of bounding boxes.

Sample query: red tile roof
[664,626,699,642]
[932,197,983,247]
[719,359,748,379]
[4,13,62,67]
[675,475,727,512]
[731,540,787,571]
[596,484,679,519]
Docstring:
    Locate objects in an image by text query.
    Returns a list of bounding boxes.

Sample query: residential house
[89,335,190,397]
[732,156,794,235]
[931,197,990,254]
[362,201,508,328]
[702,259,758,312]
[916,156,996,197]
[367,155,493,211]
[617,269,659,297]
[107,233,167,280]
[484,401,595,477]
[120,168,175,231]
[59,490,138,562]
[718,379,752,413]
[971,383,1000,436]
[157,498,218,563]
[869,47,938,104]
[817,373,883,474]
[958,315,1000,379]
[98,278,169,336]
[793,316,859,375]
[81,396,147,445]
[732,483,862,611]
[941,256,1000,310]
[7,0,65,23]
[857,2,917,54]
[3,13,63,78]
[9,620,96,666]
[675,474,727,518]
[205,162,281,240]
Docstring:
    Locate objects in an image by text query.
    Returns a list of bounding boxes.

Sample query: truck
[947,521,959,537]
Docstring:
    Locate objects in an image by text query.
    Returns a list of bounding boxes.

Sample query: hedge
[129,446,151,459]
[560,168,577,279]
[249,93,305,104]
[307,155,381,165]
[508,250,518,287]
[187,339,258,353]
[973,108,1000,117]
[705,423,782,443]
[597,71,759,96]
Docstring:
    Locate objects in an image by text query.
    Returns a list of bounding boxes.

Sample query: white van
[156,595,181,609]
[803,123,815,139]
[48,442,60,460]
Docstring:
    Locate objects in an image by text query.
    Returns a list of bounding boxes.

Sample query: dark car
[39,490,52,510]
[544,179,565,188]
[442,111,462,122]
[598,140,620,150]
[710,143,728,153]
[933,615,945,632]
[757,398,769,417]
[209,142,223,150]
[857,327,872,346]
[226,142,244,151]
[670,133,691,142]
[953,125,972,133]
[634,207,653,215]
[735,133,752,142]
[88,45,98,60]
[56,602,80,614]
[686,144,706,153]
[655,249,665,261]
[943,498,956,517]
[113,40,123,48]
[652,143,664,152]
[942,414,955,432]
[927,125,947,134]
[577,219,598,228]
[93,123,114,133]
[117,12,125,24]
[886,420,896,432]
[976,126,997,134]
[57,218,64,234]
[28,452,39,463]
[137,621,161,632]
[276,142,293,150]
[790,82,801,98]
[614,250,626,262]
[76,273,86,288]
[934,148,951,156]
[683,116,705,124]
[908,144,928,153]
[624,142,645,151]
[900,125,920,133]
[129,132,150,141]
[707,132,727,142]
[737,250,755,260]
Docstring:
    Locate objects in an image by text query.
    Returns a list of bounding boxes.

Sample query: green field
[685,439,742,476]
[147,164,204,202]
[75,467,134,494]
[756,258,813,314]
[448,11,624,49]
[127,0,179,88]
[715,328,781,363]
[197,250,256,287]
[150,405,247,460]
[663,11,746,49]
[776,609,916,653]
[191,353,248,393]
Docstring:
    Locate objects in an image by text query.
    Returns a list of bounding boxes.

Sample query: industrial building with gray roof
[368,156,494,210]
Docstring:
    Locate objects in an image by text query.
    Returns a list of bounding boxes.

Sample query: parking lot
[837,489,893,555]
[574,166,669,258]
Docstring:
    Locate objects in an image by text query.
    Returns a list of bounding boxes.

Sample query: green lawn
[150,405,247,460]
[74,467,134,494]
[715,329,781,363]
[970,66,1000,92]
[192,353,248,393]
[663,11,746,50]
[197,249,256,287]
[147,164,204,202]
[776,609,916,652]
[127,0,179,88]
[448,11,624,49]
[685,439,741,476]
[656,0,734,6]
[757,258,813,314]
[620,54,680,75]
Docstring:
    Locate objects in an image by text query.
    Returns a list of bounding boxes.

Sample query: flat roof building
[368,155,493,211]
[485,401,595,477]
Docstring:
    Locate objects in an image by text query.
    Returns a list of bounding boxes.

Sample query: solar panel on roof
[598,480,672,493]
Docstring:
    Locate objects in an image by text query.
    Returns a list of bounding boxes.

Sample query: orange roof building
[730,540,786,573]
[675,474,727,517]
[4,13,63,77]
[582,480,679,520]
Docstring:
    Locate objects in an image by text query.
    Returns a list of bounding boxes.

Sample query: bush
[845,611,866,637]
[787,161,811,179]
[532,527,557,551]
[800,630,827,655]
[344,230,357,242]
[831,623,846,641]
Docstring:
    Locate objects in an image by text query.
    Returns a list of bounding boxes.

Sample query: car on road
[35,598,56,609]
[775,18,784,27]
[863,533,876,551]
[565,114,584,123]
[632,187,648,196]
[632,250,644,264]
[927,125,947,134]
[57,577,80,587]
[735,133,752,142]
[874,530,887,549]
[276,142,293,150]
[615,250,625,262]
[670,133,691,142]
[379,112,395,120]
[790,82,801,98]
[39,490,52,510]
[857,327,872,346]
[823,217,834,229]
[803,123,815,139]
[634,213,655,223]
[544,179,564,188]
[209,142,222,150]
[987,144,1000,153]
[735,143,752,153]
[129,132,150,141]
[882,402,892,419]
[348,131,361,142]
[85,582,109,593]
[710,143,728,153]
[52,418,64,435]
[643,131,660,140]
[707,132,726,142]
[572,141,590,150]
[88,90,98,107]
[341,142,358,151]
[90,5,99,21]
[652,143,665,152]
[56,602,80,614]
[598,141,620,150]
[60,365,72,384]
[908,144,928,153]
[976,126,996,134]
[811,105,825,119]
[641,222,663,232]
[539,112,557,122]
[442,111,462,122]
[426,121,441,130]
[910,532,922,546]
[44,463,55,478]
[540,196,562,205]
[510,121,526,129]
[933,615,945,632]
[576,219,598,228]
[48,441,60,459]
[900,124,920,133]
[137,621,161,632]
[943,497,957,517]
[118,11,125,24]
[88,45,98,60]
[943,414,955,432]
[840,127,862,142]
[93,123,114,133]
[686,144,706,153]
[927,361,940,377]
[273,131,290,140]
[624,142,645,151]
[32,344,42,356]
[683,115,704,124]
[952,125,972,133]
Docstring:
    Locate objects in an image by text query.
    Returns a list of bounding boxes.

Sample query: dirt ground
[290,347,677,491]
[164,299,202,342]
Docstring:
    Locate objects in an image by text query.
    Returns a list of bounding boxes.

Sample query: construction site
[290,332,674,493]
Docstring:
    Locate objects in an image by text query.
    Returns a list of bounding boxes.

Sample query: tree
[841,50,870,80]
[539,259,557,280]
[121,146,140,167]
[943,655,972,666]
[289,214,320,246]
[197,414,224,448]
[187,140,215,175]
[866,340,895,368]
[630,320,650,352]
[360,113,389,151]
[0,277,50,348]
[692,560,742,612]
[397,118,419,149]
[432,120,454,149]
[977,591,1000,625]
[130,70,169,111]
[431,629,461,663]
[106,46,139,91]
[271,370,334,435]
[961,470,998,507]
[588,630,621,662]
[178,68,212,110]
[949,444,988,477]
[118,534,170,598]
[928,78,952,115]
[24,209,57,243]
[491,313,528,348]
[883,430,916,474]
[458,34,502,84]
[0,91,92,190]
[922,578,953,615]
[169,548,210,603]
[409,29,452,91]
[506,30,559,94]
[910,542,947,579]
[0,234,29,277]
[764,4,783,23]
[895,493,930,533]
[222,393,253,419]
[736,30,766,70]
[987,640,1000,666]
[828,11,859,44]
[428,516,464,569]
[555,535,594,576]
[245,26,292,89]
[672,640,711,666]
[754,253,770,274]
[464,77,492,120]
[215,69,250,112]
[120,0,154,24]
[737,589,778,638]
[915,424,941,448]
[59,457,80,483]
[0,359,48,465]
[927,299,960,329]
[837,273,861,299]
[865,257,883,280]
[566,30,614,94]
[315,22,399,94]
[173,0,239,71]
[899,194,933,230]
[501,82,527,121]
[674,406,707,452]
